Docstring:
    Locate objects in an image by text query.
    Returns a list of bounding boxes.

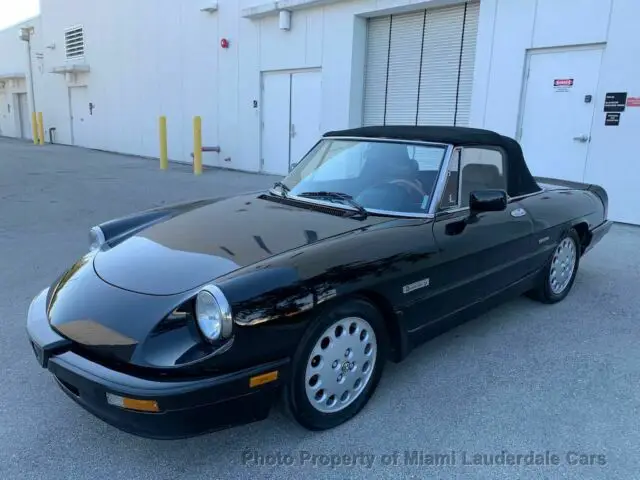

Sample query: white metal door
[0,93,9,137]
[290,70,322,166]
[18,93,30,139]
[519,47,603,182]
[70,86,90,147]
[261,72,291,175]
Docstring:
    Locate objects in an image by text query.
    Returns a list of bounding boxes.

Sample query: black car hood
[93,192,390,295]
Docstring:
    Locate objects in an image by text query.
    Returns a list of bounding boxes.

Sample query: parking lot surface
[1,137,639,479]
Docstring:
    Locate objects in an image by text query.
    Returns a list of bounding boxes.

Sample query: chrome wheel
[304,317,377,414]
[549,236,577,294]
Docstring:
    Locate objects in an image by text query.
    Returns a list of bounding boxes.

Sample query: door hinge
[525,66,530,80]
[260,158,264,167]
[261,121,264,130]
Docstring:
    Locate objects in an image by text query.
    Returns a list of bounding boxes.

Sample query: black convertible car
[27,126,612,439]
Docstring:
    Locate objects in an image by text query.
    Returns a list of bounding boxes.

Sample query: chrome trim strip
[366,208,434,219]
[436,206,470,216]
[268,190,434,219]
[277,136,450,219]
[428,144,455,215]
[509,191,543,202]
[322,136,450,149]
[199,284,234,340]
[435,193,541,218]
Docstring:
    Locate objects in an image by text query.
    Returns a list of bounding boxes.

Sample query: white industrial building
[1,0,639,224]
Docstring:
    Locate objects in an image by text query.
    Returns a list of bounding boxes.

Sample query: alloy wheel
[304,316,377,414]
[549,236,577,294]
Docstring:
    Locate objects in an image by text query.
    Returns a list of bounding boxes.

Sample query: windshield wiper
[297,191,368,219]
[272,181,290,197]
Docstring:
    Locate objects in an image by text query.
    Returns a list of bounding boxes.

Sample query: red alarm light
[220,38,229,49]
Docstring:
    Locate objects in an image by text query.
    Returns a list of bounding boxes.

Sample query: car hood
[93,192,390,295]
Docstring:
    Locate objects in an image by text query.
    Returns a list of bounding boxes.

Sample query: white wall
[582,0,640,225]
[0,0,466,170]
[0,16,42,139]
[35,0,222,162]
[470,0,640,224]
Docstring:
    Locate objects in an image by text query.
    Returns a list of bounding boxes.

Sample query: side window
[459,148,506,208]
[438,149,461,210]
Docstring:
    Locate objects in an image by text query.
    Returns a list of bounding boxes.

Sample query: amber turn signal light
[249,370,279,388]
[106,393,160,413]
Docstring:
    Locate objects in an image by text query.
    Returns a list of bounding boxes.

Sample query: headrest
[462,163,501,182]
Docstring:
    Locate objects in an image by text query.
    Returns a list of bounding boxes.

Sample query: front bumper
[27,289,289,439]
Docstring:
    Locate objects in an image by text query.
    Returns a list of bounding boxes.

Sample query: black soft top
[324,125,541,198]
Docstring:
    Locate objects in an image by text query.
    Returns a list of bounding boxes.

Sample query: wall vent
[65,26,85,60]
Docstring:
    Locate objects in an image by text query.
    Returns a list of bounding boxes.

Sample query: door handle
[572,134,590,143]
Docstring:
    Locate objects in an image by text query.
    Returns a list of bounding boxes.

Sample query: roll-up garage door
[363,1,480,127]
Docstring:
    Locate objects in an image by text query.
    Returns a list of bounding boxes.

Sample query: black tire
[527,228,581,304]
[283,297,388,431]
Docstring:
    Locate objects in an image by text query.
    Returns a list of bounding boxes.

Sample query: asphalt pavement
[1,136,639,479]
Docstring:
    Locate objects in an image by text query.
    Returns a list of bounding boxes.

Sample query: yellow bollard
[37,112,45,145]
[193,116,202,175]
[31,111,38,144]
[159,116,168,170]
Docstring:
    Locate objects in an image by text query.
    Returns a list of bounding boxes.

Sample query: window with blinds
[362,2,480,127]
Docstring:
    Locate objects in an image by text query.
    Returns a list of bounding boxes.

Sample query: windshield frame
[271,136,454,219]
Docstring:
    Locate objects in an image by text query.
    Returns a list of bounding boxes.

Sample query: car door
[426,147,535,322]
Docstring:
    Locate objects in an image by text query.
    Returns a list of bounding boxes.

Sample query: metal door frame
[515,43,606,142]
[16,92,28,139]
[259,67,321,174]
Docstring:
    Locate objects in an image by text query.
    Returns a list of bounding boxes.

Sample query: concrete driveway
[1,137,639,479]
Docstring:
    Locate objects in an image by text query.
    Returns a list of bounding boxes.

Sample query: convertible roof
[324,125,541,197]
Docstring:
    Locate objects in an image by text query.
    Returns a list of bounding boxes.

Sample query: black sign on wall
[604,92,627,112]
[605,112,621,126]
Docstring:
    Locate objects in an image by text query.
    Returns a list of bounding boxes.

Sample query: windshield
[278,139,447,215]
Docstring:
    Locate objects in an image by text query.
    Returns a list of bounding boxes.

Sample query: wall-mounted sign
[604,92,627,112]
[554,78,573,92]
[605,112,621,126]
[627,96,640,107]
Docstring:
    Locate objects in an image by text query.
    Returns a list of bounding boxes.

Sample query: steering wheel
[387,179,425,200]
[356,180,427,212]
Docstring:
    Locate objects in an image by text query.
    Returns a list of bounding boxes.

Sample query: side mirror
[469,190,507,214]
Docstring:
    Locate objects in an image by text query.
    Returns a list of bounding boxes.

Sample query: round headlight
[89,226,106,251]
[195,285,233,342]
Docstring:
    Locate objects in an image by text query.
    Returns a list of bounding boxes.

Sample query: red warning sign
[554,79,574,87]
[627,97,640,107]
